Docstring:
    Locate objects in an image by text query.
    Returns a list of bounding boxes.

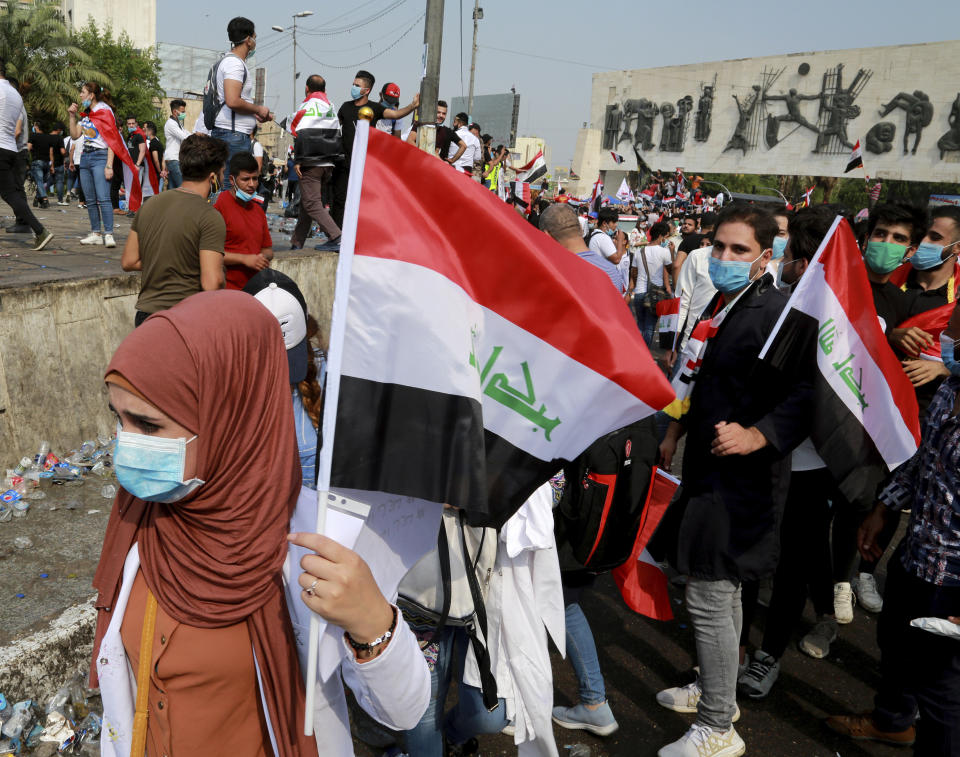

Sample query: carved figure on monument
[694,85,714,142]
[660,95,693,152]
[865,121,897,154]
[879,90,935,155]
[724,86,762,154]
[937,94,960,159]
[813,64,870,154]
[621,98,659,149]
[602,103,621,151]
[764,88,820,147]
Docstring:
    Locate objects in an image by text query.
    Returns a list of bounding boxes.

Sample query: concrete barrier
[0,251,339,465]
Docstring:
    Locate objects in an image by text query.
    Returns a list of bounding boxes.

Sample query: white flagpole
[303,113,372,736]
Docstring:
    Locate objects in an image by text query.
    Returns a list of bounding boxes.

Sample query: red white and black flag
[516,150,547,185]
[319,125,675,528]
[610,151,625,164]
[759,217,921,506]
[845,139,864,173]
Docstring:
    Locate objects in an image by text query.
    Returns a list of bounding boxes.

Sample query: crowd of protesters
[1,13,959,757]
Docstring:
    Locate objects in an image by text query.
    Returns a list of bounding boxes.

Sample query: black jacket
[674,274,815,582]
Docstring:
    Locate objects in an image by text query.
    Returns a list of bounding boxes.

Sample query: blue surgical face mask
[771,236,788,260]
[605,228,616,237]
[235,187,256,202]
[81,99,92,110]
[350,84,364,101]
[708,252,763,294]
[114,427,204,503]
[911,241,957,271]
[941,333,960,376]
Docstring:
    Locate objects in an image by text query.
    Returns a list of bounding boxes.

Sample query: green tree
[73,21,165,127]
[0,1,108,123]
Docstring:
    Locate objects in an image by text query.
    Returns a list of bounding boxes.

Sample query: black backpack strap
[432,520,453,639]
[458,511,499,711]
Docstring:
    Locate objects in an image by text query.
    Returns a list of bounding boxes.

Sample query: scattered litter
[0,672,102,755]
[99,485,116,500]
[565,745,591,757]
[13,536,32,549]
[86,510,101,515]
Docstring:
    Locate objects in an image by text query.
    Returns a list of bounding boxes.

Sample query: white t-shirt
[376,116,403,135]
[193,114,210,136]
[163,117,191,161]
[0,79,22,152]
[578,216,589,236]
[454,126,481,170]
[80,102,114,150]
[588,229,618,260]
[70,136,84,164]
[214,53,255,134]
[792,437,826,471]
[252,140,263,158]
[676,246,718,352]
[633,244,672,293]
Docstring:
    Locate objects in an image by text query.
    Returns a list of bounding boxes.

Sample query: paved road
[0,199,301,289]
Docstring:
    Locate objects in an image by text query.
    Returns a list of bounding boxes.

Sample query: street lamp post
[700,179,732,204]
[755,185,789,205]
[273,11,313,114]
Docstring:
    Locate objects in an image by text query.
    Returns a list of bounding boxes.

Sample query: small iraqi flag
[508,180,531,209]
[760,217,921,507]
[897,303,955,361]
[321,125,676,528]
[656,296,681,350]
[517,150,547,185]
[845,139,864,173]
[611,151,625,164]
[611,467,680,621]
[799,185,816,208]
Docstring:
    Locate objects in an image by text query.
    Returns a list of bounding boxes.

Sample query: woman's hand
[104,165,114,180]
[288,532,394,644]
[68,103,79,116]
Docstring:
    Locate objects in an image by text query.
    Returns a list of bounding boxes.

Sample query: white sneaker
[658,723,746,757]
[103,233,116,248]
[852,572,883,613]
[656,679,740,721]
[834,581,855,624]
[80,232,104,245]
[737,650,780,699]
[799,616,839,659]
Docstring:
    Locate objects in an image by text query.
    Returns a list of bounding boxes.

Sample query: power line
[299,14,424,69]
[314,0,386,29]
[300,14,424,55]
[479,44,621,70]
[255,41,294,67]
[299,0,408,37]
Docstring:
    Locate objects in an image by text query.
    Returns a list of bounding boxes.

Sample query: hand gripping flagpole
[303,110,372,736]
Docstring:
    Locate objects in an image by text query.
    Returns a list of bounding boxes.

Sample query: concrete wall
[0,252,339,465]
[62,0,157,50]
[570,127,602,197]
[580,40,960,182]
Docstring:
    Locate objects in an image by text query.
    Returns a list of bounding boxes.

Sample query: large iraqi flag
[760,217,921,507]
[319,124,675,528]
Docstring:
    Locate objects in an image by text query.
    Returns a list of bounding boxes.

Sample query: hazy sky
[158,0,960,166]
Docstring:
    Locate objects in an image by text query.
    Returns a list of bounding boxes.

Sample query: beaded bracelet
[346,606,398,652]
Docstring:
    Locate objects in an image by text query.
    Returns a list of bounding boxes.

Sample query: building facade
[60,0,156,50]
[572,40,960,195]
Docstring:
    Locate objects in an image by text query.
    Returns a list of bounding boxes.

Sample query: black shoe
[32,197,39,207]
[40,199,50,209]
[5,224,31,233]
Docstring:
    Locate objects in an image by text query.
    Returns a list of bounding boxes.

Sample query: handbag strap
[639,245,652,286]
[458,510,499,711]
[130,588,158,757]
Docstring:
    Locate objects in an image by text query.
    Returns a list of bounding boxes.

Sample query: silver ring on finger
[306,578,320,596]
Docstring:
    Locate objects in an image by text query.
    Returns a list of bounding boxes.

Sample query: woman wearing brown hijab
[91,290,406,756]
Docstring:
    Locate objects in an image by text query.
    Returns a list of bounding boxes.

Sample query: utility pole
[292,17,298,114]
[417,0,445,155]
[467,1,482,116]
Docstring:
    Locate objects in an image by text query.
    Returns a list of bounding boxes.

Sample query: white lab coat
[462,484,565,756]
[97,538,430,757]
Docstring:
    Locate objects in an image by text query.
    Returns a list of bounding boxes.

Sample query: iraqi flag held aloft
[320,123,676,529]
[845,139,864,173]
[610,151,625,164]
[759,217,921,507]
[517,150,547,185]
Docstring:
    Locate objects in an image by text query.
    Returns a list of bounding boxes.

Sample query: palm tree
[0,1,111,122]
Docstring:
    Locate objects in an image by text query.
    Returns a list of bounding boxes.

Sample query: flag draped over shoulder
[84,109,143,211]
[326,127,676,528]
[760,218,921,507]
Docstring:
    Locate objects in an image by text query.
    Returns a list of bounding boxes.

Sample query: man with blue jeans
[28,121,52,208]
[210,17,272,189]
[163,99,190,189]
[657,205,813,757]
